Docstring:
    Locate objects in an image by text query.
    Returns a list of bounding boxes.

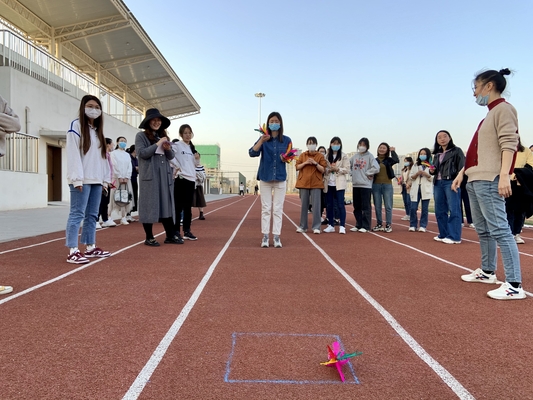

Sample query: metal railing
[0,132,39,172]
[0,28,143,127]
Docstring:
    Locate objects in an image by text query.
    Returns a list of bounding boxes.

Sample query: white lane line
[122,198,257,400]
[282,211,475,400]
[0,196,243,255]
[0,197,247,305]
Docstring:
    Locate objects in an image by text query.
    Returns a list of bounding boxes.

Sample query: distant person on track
[323,136,350,234]
[109,136,133,226]
[249,111,292,248]
[97,138,116,228]
[409,148,433,232]
[239,182,245,196]
[453,68,525,300]
[295,136,327,234]
[400,156,414,221]
[193,151,207,220]
[430,130,464,244]
[135,108,177,247]
[505,138,533,244]
[126,144,139,222]
[65,95,111,264]
[372,142,399,233]
[0,94,20,293]
[350,137,379,233]
[171,124,198,241]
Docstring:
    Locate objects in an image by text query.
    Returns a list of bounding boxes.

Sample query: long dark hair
[402,156,413,172]
[266,111,284,143]
[416,148,432,166]
[432,130,456,154]
[78,95,106,158]
[179,124,196,153]
[327,136,342,163]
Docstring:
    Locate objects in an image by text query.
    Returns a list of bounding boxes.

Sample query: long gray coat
[135,131,175,224]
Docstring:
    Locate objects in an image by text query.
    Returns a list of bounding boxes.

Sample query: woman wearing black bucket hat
[135,108,180,246]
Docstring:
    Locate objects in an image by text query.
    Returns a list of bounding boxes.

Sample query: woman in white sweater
[110,136,133,225]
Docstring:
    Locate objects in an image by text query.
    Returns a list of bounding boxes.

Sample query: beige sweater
[465,99,518,182]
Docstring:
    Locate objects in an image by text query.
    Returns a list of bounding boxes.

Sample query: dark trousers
[460,181,473,224]
[174,177,195,233]
[98,190,110,222]
[353,187,372,230]
[143,218,174,240]
[506,183,526,235]
[131,178,138,213]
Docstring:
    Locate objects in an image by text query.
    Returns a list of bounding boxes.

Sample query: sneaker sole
[184,237,197,241]
[85,254,111,258]
[67,258,90,264]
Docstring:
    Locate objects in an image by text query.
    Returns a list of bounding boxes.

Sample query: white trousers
[260,180,286,235]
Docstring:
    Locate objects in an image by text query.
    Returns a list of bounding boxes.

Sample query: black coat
[514,166,533,218]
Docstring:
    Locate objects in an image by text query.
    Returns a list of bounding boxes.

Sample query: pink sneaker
[67,250,90,264]
[84,247,111,258]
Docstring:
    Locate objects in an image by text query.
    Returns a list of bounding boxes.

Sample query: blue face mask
[419,155,427,161]
[331,145,340,152]
[118,142,127,150]
[404,162,410,167]
[475,94,489,106]
[269,123,280,131]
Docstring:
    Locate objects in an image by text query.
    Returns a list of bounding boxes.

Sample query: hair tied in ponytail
[499,68,511,76]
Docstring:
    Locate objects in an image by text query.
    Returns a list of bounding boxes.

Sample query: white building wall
[0,67,140,211]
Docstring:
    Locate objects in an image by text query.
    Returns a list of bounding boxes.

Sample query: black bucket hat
[138,108,171,130]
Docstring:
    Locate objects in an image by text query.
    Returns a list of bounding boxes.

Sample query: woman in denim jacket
[249,111,292,248]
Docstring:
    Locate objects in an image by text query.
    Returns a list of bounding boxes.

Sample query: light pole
[254,93,265,125]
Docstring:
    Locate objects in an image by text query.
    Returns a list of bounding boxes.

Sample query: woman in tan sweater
[295,136,327,234]
[452,68,525,300]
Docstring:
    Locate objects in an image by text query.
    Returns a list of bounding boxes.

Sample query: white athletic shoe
[323,225,335,233]
[339,226,346,234]
[487,282,526,300]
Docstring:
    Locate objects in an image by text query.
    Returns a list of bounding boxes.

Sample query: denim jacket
[249,135,292,182]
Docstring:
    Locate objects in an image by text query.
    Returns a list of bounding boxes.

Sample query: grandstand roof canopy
[0,0,200,119]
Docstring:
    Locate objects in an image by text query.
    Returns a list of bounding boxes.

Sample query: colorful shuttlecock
[280,142,297,163]
[320,341,362,382]
[254,123,269,136]
[421,161,435,170]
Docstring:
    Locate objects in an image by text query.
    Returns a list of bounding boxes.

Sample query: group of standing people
[64,99,206,265]
[249,68,528,301]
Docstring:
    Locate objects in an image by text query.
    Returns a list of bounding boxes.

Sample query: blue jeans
[401,184,410,215]
[326,186,346,227]
[410,187,429,229]
[434,179,462,241]
[372,183,393,225]
[66,184,102,248]
[467,178,521,283]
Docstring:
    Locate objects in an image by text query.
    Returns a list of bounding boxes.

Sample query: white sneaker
[0,285,13,295]
[261,235,269,248]
[469,223,475,228]
[103,220,117,227]
[442,238,461,244]
[461,268,497,284]
[401,215,410,221]
[418,227,426,232]
[515,234,525,244]
[126,215,133,222]
[95,222,102,229]
[349,227,358,232]
[487,282,526,300]
[434,236,444,242]
[273,236,282,248]
[323,225,335,233]
[408,227,415,232]
[120,217,129,225]
[313,229,320,234]
[358,228,368,233]
[339,226,346,234]
[296,227,305,233]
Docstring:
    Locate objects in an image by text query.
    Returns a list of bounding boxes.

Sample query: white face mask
[358,146,367,153]
[307,144,317,152]
[85,108,102,119]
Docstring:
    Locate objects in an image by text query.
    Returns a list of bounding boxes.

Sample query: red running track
[0,194,532,399]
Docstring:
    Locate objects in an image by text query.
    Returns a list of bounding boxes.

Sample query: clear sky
[125,0,533,181]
